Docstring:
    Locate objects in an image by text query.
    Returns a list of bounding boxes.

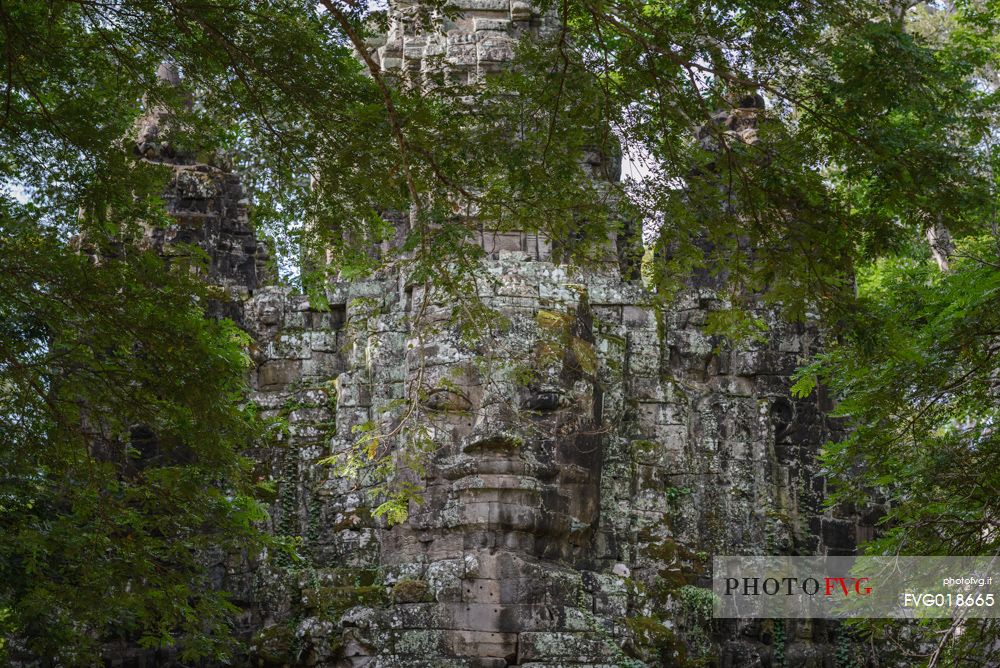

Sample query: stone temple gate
[134,1,874,666]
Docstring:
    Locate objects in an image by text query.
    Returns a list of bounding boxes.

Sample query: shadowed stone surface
[132,62,272,325]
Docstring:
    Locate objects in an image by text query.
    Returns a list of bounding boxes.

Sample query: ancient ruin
[136,1,871,665]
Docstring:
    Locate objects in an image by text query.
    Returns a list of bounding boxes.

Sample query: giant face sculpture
[139,0,853,661]
[240,4,851,656]
[348,262,634,664]
[246,242,854,666]
[389,289,611,567]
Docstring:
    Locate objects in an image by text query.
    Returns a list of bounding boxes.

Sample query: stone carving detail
[368,0,559,85]
[133,63,271,323]
[238,249,857,665]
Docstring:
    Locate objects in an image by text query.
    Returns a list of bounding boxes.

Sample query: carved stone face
[392,296,609,566]
[245,254,849,666]
[253,291,283,327]
[349,267,634,665]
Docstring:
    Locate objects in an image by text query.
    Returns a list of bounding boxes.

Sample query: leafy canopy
[0,208,267,662]
[4,0,1000,663]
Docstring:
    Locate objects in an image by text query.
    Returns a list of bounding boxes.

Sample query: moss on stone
[252,623,296,665]
[392,578,433,603]
[302,584,388,615]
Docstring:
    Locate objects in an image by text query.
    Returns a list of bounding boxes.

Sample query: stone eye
[523,390,568,412]
[422,389,472,413]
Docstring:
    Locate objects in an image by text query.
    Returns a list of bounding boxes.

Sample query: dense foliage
[0,0,287,661]
[0,212,265,662]
[2,0,1000,663]
[795,238,1000,664]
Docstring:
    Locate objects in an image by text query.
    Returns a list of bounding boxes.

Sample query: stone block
[474,18,510,31]
[258,359,301,388]
[266,332,311,360]
[517,632,614,662]
[450,0,509,10]
[622,304,653,327]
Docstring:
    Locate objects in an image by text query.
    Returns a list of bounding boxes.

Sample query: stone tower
[133,62,271,325]
[143,4,867,666]
[234,3,868,666]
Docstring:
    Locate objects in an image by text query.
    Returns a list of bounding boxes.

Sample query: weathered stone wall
[134,63,272,325]
[237,250,859,666]
[368,0,560,83]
